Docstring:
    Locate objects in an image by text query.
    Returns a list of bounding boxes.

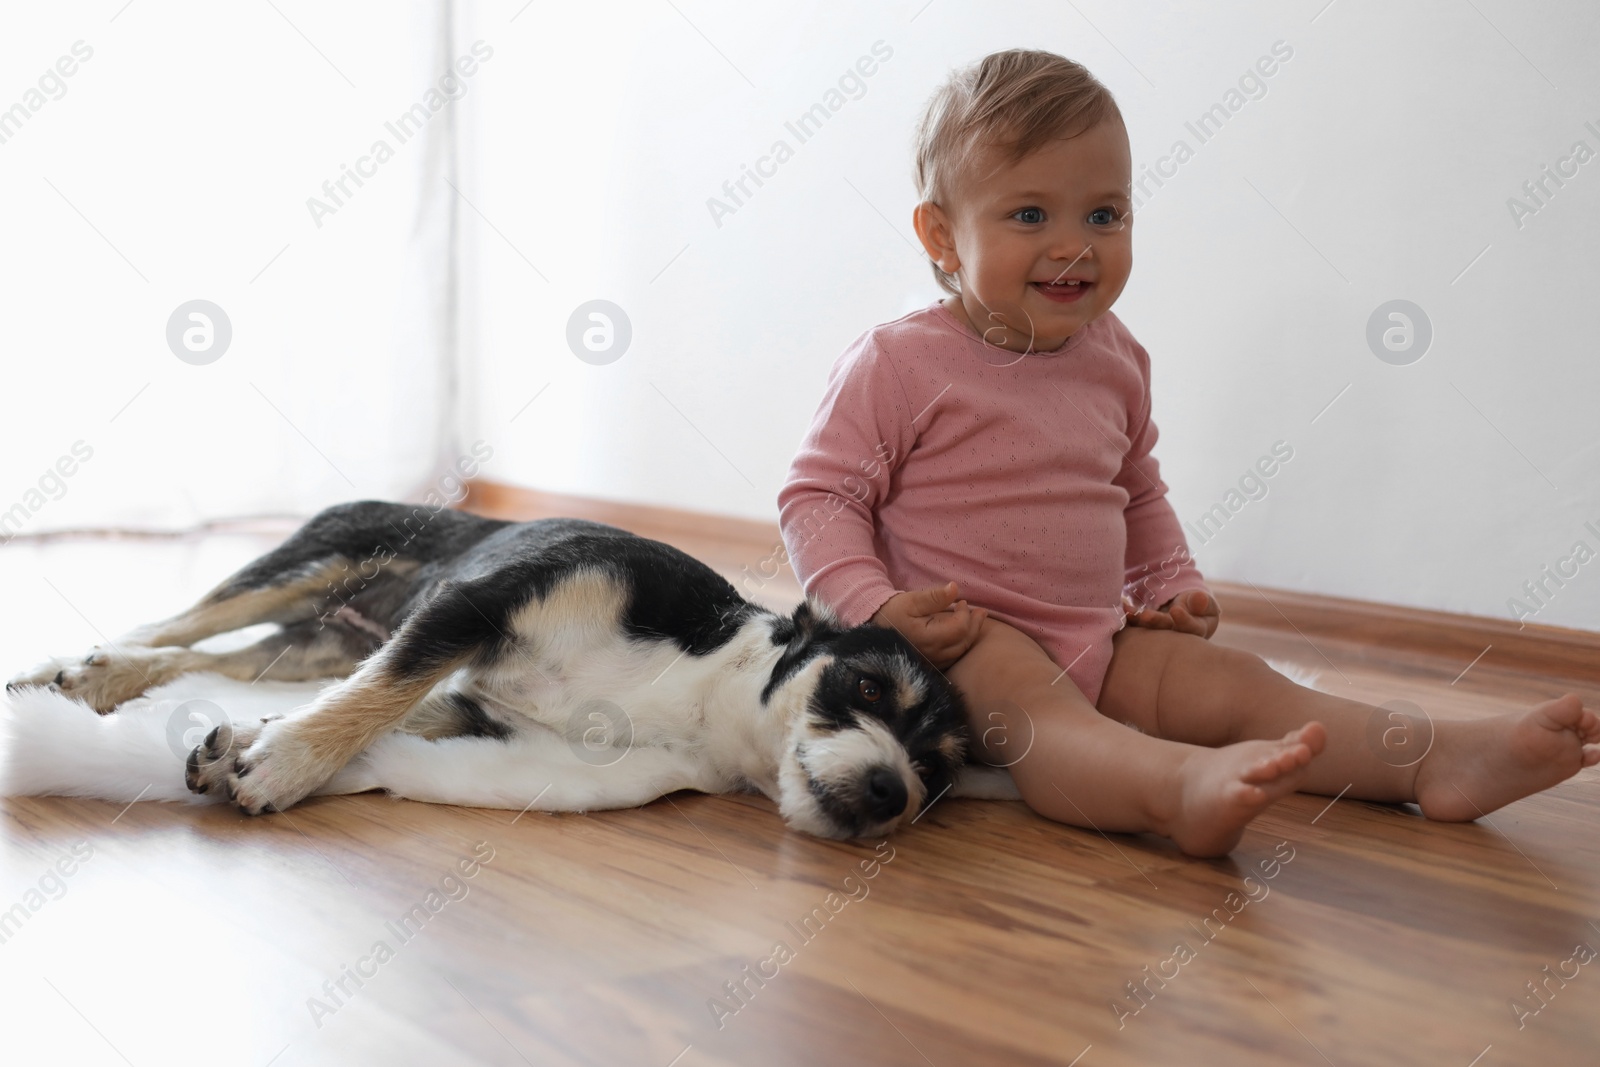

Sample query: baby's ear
[912,201,960,273]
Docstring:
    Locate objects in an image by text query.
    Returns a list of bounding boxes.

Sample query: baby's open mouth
[1031,279,1092,302]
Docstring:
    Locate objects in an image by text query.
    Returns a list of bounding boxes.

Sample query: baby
[777,49,1597,857]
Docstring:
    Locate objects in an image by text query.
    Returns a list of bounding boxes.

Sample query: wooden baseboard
[461,480,798,615]
[1212,582,1597,687]
[463,480,779,546]
[461,479,1600,686]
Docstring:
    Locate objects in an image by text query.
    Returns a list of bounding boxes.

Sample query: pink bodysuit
[777,300,1210,706]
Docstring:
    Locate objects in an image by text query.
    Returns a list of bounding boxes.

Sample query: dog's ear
[779,598,848,653]
[762,598,846,703]
[789,598,842,645]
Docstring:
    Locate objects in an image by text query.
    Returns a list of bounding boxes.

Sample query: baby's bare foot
[1165,723,1327,857]
[1414,695,1599,822]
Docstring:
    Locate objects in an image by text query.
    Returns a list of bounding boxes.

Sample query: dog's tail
[0,684,224,803]
[0,676,315,804]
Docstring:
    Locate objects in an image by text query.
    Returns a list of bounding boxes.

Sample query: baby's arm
[778,336,908,626]
[777,337,982,665]
[1116,346,1217,637]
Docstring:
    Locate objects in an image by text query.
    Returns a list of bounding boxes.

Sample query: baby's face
[932,118,1133,353]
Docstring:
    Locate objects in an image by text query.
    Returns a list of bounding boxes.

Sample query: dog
[5,502,1009,838]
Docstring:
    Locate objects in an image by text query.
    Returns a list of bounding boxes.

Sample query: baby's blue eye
[1089,207,1118,226]
[1012,207,1044,224]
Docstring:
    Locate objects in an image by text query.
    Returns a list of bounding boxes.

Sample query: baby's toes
[1294,722,1328,755]
[1248,751,1284,776]
[1538,694,1585,730]
[1244,748,1295,783]
[1281,743,1313,771]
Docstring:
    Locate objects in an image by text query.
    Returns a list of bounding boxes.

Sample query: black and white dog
[6,502,998,838]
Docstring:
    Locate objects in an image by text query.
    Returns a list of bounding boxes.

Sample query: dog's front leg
[187,661,445,814]
[187,579,503,814]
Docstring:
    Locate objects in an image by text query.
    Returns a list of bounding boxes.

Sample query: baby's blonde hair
[913,49,1122,295]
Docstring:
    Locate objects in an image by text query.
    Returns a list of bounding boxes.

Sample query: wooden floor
[1,502,1597,1067]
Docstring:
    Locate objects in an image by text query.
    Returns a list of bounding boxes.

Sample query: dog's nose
[863,766,908,822]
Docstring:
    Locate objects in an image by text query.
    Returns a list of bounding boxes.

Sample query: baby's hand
[1124,589,1221,640]
[871,581,987,670]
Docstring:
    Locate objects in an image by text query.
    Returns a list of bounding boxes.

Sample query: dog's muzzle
[807,762,915,838]
[862,766,909,823]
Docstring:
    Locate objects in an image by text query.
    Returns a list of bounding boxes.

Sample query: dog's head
[764,600,969,839]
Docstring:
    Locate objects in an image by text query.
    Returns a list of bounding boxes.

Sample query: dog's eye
[857,678,882,702]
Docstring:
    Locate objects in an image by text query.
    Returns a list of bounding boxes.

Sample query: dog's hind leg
[62,622,370,715]
[122,559,360,650]
[9,608,382,714]
[125,501,459,649]
[151,498,503,650]
[9,502,435,709]
[185,577,520,814]
[180,620,380,686]
[394,686,515,742]
[5,562,353,708]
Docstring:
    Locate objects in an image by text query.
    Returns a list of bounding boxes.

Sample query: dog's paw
[6,649,149,714]
[7,656,74,694]
[186,720,264,800]
[187,718,330,815]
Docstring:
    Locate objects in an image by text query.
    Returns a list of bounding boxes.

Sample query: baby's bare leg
[1099,627,1414,799]
[946,618,1325,857]
[1097,627,1600,820]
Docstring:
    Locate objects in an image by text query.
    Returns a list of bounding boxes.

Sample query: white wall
[0,1,456,534]
[9,2,1589,632]
[459,0,1599,631]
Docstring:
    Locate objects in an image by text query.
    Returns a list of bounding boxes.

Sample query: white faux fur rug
[1266,658,1322,691]
[0,673,327,804]
[0,673,694,812]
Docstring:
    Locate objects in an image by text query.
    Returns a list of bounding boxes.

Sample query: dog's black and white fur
[7,502,992,838]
